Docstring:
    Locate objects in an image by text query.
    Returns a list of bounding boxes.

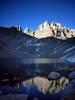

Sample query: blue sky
[0,0,75,30]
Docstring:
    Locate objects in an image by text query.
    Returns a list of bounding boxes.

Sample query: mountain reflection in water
[22,76,69,94]
[0,76,75,100]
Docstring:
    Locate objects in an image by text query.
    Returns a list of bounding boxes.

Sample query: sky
[0,0,75,30]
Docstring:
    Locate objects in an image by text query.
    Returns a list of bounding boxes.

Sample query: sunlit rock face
[34,21,53,38]
[22,76,69,94]
[50,22,74,40]
[23,21,75,40]
[24,28,33,37]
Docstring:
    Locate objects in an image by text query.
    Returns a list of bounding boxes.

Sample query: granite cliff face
[34,21,53,38]
[23,21,75,40]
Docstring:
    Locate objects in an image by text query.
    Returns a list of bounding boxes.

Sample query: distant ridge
[23,21,75,40]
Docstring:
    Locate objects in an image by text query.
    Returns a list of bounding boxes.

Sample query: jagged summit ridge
[23,21,75,40]
[23,27,33,37]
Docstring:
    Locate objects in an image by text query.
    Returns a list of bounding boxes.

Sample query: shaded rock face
[23,21,75,40]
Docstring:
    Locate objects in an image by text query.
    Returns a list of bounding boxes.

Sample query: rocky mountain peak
[23,21,75,40]
[50,22,63,28]
[24,27,33,37]
[43,20,50,27]
[38,20,50,30]
[35,21,53,38]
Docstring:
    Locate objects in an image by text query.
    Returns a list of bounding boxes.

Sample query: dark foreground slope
[0,27,75,59]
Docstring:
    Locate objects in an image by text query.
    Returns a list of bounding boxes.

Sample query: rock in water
[48,71,61,80]
[69,71,75,79]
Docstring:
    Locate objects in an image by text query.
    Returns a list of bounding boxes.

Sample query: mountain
[34,21,53,38]
[0,25,75,81]
[23,21,75,40]
[0,26,75,60]
[23,28,33,37]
